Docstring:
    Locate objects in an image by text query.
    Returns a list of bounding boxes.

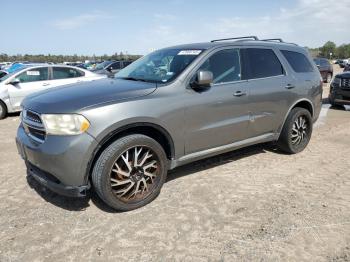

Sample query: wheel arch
[277,99,314,139]
[85,122,175,183]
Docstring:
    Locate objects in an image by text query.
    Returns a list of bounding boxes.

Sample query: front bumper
[329,86,350,105]
[16,124,99,196]
[26,161,90,197]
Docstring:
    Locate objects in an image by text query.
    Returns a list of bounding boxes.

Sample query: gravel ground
[0,65,349,262]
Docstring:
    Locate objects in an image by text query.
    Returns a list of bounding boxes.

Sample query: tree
[320,41,336,58]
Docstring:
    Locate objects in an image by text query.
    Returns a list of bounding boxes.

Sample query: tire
[325,73,332,83]
[92,134,167,211]
[277,107,313,154]
[0,100,7,120]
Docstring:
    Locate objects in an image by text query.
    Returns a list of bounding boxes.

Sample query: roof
[164,37,304,52]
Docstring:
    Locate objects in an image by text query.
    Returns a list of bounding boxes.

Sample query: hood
[336,72,350,79]
[22,78,157,113]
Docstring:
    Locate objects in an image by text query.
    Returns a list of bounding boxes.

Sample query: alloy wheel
[109,146,160,203]
[291,115,308,145]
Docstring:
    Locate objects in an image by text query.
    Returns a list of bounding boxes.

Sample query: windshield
[313,58,321,66]
[115,48,203,83]
[95,61,112,70]
[0,67,25,82]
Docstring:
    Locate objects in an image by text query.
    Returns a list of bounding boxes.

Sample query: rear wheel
[92,134,167,211]
[0,101,7,120]
[277,107,313,154]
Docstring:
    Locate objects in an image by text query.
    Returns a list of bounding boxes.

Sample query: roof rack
[261,38,298,46]
[211,36,259,43]
[262,38,283,42]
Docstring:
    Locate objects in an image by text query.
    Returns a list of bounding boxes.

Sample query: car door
[49,66,86,87]
[240,47,296,138]
[184,48,250,154]
[8,67,49,110]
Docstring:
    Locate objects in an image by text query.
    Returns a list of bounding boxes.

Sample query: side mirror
[106,67,112,72]
[8,78,20,85]
[191,70,213,91]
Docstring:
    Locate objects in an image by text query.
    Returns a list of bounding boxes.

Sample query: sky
[1,0,349,56]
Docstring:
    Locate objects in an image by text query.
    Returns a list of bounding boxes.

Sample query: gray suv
[16,36,322,211]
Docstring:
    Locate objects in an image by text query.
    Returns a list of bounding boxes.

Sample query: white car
[0,64,106,119]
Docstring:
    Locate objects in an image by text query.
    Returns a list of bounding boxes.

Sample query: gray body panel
[17,40,322,188]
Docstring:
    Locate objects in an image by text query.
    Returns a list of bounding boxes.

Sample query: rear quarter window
[281,50,314,73]
[241,48,284,80]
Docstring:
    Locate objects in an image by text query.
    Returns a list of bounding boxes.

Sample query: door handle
[285,84,295,89]
[233,91,247,97]
[42,83,50,86]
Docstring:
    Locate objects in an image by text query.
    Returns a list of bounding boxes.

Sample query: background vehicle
[91,60,133,75]
[313,58,333,83]
[329,72,350,106]
[339,59,349,68]
[0,70,8,79]
[0,65,105,119]
[16,36,322,211]
[344,63,350,72]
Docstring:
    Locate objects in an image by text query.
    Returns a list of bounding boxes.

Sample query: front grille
[341,78,350,89]
[22,109,46,143]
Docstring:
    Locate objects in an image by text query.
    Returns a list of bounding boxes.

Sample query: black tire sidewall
[0,101,7,120]
[279,107,313,154]
[92,134,167,211]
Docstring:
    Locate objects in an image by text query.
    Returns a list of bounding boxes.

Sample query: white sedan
[0,64,106,119]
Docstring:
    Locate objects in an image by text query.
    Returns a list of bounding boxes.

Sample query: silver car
[16,36,322,211]
[0,64,105,119]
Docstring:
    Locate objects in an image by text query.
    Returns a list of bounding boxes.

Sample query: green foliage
[0,53,142,63]
[308,41,350,59]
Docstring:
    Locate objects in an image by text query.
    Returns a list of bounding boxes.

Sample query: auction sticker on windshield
[178,50,202,55]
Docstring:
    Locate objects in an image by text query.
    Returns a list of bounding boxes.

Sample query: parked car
[0,70,8,79]
[329,72,350,106]
[313,58,333,83]
[91,60,133,76]
[16,36,322,211]
[0,65,105,119]
[339,59,349,68]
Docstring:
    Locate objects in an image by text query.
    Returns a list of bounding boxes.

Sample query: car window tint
[281,50,314,73]
[122,61,132,68]
[17,67,49,83]
[241,48,284,79]
[199,49,241,84]
[109,62,121,70]
[52,67,84,79]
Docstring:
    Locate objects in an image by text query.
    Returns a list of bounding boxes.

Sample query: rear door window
[17,67,49,83]
[281,50,314,73]
[52,67,84,79]
[241,48,284,80]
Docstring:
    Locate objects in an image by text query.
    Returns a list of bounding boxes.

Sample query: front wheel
[277,107,313,154]
[92,134,167,211]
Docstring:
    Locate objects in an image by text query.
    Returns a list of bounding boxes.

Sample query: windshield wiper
[118,77,148,82]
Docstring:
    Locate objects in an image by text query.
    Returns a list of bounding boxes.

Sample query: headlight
[41,114,90,135]
[332,77,341,86]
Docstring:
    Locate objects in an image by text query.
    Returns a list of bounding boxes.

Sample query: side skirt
[169,133,277,169]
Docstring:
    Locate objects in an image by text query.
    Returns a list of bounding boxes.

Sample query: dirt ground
[0,65,349,262]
